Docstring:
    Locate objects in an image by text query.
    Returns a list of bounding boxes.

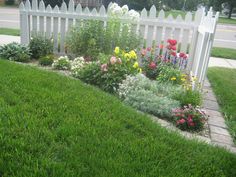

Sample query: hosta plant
[0,42,31,62]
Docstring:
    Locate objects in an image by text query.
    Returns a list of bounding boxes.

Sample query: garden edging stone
[203,78,236,154]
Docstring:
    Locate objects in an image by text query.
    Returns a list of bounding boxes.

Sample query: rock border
[203,78,236,154]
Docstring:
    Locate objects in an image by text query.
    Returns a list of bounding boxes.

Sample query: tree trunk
[228,4,233,19]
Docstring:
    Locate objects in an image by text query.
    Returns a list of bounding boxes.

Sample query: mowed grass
[208,67,236,144]
[211,47,236,60]
[0,28,20,36]
[218,17,236,25]
[0,60,236,176]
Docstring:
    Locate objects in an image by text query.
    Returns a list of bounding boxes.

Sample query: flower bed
[0,2,207,133]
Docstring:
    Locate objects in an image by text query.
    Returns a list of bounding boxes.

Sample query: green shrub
[29,35,53,59]
[52,56,71,70]
[118,74,181,118]
[174,89,202,107]
[157,64,183,84]
[66,19,141,60]
[39,55,55,66]
[0,42,31,62]
[5,0,15,5]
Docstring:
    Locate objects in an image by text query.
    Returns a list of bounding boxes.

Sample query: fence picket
[46,5,52,38]
[39,1,45,35]
[53,5,59,53]
[19,1,218,85]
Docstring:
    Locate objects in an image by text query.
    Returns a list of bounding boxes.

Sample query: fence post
[19,0,30,45]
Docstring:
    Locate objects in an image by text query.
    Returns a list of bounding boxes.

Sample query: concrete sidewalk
[209,57,236,68]
[0,35,20,45]
[0,34,236,69]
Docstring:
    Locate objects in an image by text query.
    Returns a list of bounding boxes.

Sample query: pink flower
[159,44,164,49]
[147,47,152,51]
[149,62,157,69]
[110,56,117,65]
[179,118,186,124]
[101,64,108,72]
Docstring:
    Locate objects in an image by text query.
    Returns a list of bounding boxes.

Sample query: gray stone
[209,125,231,136]
[208,116,227,128]
[205,109,223,117]
[203,91,218,101]
[203,99,220,111]
[211,133,234,145]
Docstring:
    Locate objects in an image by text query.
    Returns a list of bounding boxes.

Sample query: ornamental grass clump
[173,105,207,131]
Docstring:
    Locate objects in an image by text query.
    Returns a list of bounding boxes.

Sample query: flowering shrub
[70,57,92,77]
[108,3,140,20]
[173,105,207,131]
[156,64,185,85]
[174,75,202,106]
[52,56,71,70]
[74,48,140,93]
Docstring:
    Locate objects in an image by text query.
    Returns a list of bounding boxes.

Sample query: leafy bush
[156,64,184,84]
[29,35,53,59]
[67,17,141,60]
[0,42,31,62]
[75,48,140,93]
[118,74,181,118]
[39,55,54,66]
[52,56,71,70]
[173,105,207,131]
[174,76,202,106]
[5,0,15,5]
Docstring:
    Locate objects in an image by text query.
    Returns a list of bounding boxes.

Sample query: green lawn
[211,47,236,60]
[0,60,236,176]
[0,28,20,36]
[218,17,236,25]
[208,67,236,144]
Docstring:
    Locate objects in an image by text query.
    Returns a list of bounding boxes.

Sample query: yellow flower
[124,53,131,60]
[129,50,137,59]
[138,68,142,73]
[114,47,120,55]
[181,74,187,77]
[192,76,197,81]
[133,62,139,69]
[171,77,176,81]
[181,78,186,82]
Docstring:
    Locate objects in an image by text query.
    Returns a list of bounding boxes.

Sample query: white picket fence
[19,0,219,84]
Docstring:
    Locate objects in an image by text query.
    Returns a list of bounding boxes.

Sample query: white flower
[122,5,129,14]
[128,10,140,20]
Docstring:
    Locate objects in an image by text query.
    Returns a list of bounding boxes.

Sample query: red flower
[149,62,157,69]
[171,52,176,56]
[159,44,164,49]
[179,52,188,59]
[167,39,177,46]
